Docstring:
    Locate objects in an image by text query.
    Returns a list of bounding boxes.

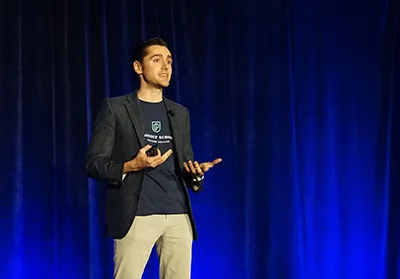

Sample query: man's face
[134,45,173,88]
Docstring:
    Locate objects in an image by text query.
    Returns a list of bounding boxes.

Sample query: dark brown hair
[132,37,168,64]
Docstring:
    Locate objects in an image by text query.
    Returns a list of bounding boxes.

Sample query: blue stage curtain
[0,0,398,278]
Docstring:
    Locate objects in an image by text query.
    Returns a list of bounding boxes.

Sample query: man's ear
[133,61,143,75]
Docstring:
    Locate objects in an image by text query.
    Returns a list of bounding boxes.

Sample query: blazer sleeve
[182,109,203,193]
[83,99,124,184]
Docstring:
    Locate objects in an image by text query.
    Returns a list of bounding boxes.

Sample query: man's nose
[161,61,169,70]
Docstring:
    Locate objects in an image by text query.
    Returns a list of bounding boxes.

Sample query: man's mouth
[159,73,168,78]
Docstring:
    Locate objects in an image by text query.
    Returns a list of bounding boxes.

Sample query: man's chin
[159,82,170,88]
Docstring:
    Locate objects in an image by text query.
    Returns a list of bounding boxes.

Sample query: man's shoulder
[99,93,133,113]
[105,93,131,105]
[165,98,189,114]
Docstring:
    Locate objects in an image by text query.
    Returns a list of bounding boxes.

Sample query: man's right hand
[123,145,173,173]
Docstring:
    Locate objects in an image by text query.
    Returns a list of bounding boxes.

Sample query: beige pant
[113,214,193,279]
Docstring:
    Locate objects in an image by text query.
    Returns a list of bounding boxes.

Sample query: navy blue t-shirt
[136,100,187,216]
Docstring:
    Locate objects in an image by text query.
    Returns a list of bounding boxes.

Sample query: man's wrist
[124,159,140,173]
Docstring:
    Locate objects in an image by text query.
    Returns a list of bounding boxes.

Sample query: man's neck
[137,84,163,103]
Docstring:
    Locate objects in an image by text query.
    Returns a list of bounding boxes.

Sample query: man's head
[132,37,173,89]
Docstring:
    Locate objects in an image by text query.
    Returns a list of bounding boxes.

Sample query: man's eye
[154,59,160,63]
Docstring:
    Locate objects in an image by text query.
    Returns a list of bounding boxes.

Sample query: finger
[200,158,222,171]
[141,144,152,152]
[194,161,204,176]
[146,153,162,166]
[188,160,197,174]
[200,163,210,173]
[149,158,163,168]
[212,158,223,165]
[183,162,191,173]
[161,149,173,161]
[146,158,156,166]
[149,149,172,168]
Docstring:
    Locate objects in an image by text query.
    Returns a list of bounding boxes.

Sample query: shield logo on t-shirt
[151,121,162,133]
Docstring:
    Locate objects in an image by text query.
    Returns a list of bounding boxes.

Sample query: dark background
[0,0,399,278]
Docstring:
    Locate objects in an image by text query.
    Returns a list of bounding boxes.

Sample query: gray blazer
[84,92,202,240]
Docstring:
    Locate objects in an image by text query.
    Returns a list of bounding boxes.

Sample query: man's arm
[182,110,203,193]
[181,109,222,192]
[84,99,124,183]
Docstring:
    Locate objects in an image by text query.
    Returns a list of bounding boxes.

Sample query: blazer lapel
[125,93,146,147]
[164,98,183,164]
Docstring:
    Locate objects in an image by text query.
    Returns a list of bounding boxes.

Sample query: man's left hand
[183,158,222,177]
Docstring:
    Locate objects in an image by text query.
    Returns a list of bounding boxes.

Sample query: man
[84,37,222,279]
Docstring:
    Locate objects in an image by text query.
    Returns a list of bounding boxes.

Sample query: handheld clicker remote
[146,145,158,157]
